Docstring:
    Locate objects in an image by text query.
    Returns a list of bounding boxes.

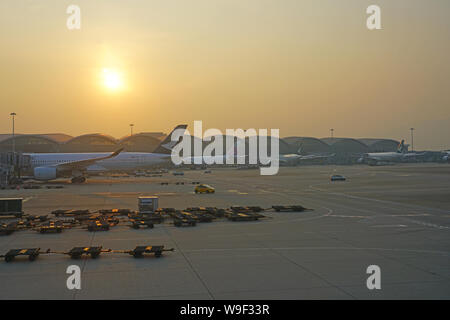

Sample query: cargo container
[138,196,159,213]
[0,198,23,217]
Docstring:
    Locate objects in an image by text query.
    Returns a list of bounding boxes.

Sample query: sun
[102,68,122,91]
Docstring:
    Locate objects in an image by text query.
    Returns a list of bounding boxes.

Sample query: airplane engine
[34,167,57,181]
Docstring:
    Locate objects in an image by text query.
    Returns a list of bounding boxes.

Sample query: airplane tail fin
[297,143,303,155]
[397,140,406,153]
[110,147,124,158]
[153,124,187,154]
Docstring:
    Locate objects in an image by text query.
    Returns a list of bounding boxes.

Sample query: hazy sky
[1,0,449,149]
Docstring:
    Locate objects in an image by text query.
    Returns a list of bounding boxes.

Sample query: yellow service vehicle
[194,184,215,194]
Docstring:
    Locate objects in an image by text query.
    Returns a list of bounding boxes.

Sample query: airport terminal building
[0,132,166,153]
[0,133,400,154]
[0,132,405,164]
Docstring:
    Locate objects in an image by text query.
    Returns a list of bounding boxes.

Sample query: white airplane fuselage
[26,152,170,174]
[19,123,188,182]
[279,153,334,164]
[364,151,422,165]
[365,152,404,162]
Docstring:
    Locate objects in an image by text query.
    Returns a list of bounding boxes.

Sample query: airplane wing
[403,152,426,158]
[280,153,334,163]
[299,153,335,160]
[52,148,123,171]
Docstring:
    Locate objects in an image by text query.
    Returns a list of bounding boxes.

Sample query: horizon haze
[1,0,449,150]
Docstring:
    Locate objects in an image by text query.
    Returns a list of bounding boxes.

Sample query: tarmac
[0,163,449,299]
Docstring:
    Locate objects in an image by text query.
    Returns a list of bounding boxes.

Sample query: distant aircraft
[362,140,424,165]
[25,125,187,183]
[182,146,246,165]
[279,144,335,165]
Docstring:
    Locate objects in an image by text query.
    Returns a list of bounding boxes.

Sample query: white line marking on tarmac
[307,183,450,229]
[371,224,408,228]
[308,183,450,214]
[184,246,450,256]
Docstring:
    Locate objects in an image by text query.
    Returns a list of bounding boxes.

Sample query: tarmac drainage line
[72,229,96,300]
[160,224,215,300]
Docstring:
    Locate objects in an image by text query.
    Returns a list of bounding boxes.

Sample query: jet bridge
[0,152,31,169]
[0,152,32,184]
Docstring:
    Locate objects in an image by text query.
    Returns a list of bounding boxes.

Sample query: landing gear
[71,177,86,184]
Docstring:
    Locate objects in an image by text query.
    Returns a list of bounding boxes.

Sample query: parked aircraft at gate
[363,140,424,165]
[279,144,335,165]
[24,125,186,183]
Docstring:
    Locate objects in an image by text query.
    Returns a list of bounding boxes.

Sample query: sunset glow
[102,68,122,91]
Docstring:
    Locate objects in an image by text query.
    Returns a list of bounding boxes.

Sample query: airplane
[181,145,246,166]
[362,140,424,165]
[279,144,335,165]
[24,125,187,183]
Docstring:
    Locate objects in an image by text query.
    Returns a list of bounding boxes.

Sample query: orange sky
[1,0,449,149]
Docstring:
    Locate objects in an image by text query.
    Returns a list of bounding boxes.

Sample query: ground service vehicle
[0,245,174,261]
[330,174,346,181]
[1,248,43,262]
[195,184,215,194]
[52,209,90,217]
[272,205,308,212]
[38,221,63,233]
[0,222,17,236]
[230,206,264,213]
[66,246,107,259]
[228,212,263,221]
[26,215,49,222]
[125,246,174,258]
[173,217,197,227]
[98,208,132,215]
[130,219,154,229]
[87,220,110,231]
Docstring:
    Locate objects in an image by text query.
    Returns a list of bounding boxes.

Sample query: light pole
[330,128,334,140]
[10,112,16,154]
[130,124,134,136]
[410,128,415,152]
